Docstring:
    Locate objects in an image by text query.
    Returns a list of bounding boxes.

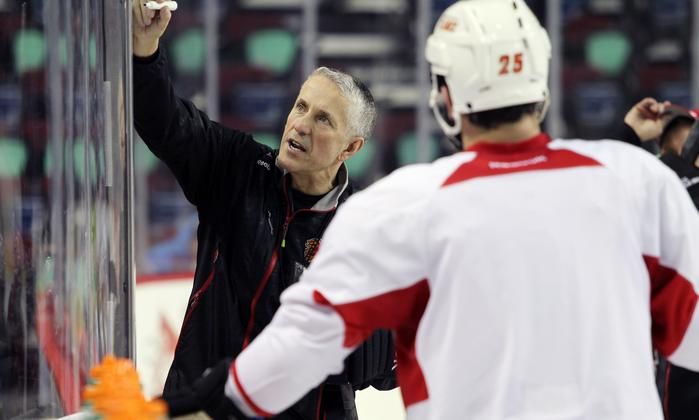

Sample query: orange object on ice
[82,355,166,420]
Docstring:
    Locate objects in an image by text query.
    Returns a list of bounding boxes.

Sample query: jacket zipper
[175,248,219,350]
[281,217,290,248]
[241,180,339,349]
[242,206,293,349]
[241,234,282,349]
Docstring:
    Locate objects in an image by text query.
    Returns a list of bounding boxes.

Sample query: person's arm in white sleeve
[223,167,433,417]
[645,164,699,371]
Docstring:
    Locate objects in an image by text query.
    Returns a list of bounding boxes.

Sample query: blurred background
[0,0,697,418]
[134,0,697,276]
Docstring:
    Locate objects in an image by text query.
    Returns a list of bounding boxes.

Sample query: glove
[345,329,396,391]
[160,358,250,419]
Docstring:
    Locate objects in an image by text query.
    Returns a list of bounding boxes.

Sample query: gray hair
[310,67,377,140]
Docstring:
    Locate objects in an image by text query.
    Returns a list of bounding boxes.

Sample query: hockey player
[164,1,699,418]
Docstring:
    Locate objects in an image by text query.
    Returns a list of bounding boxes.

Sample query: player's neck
[461,115,541,150]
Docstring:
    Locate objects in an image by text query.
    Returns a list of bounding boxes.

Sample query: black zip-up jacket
[133,50,395,419]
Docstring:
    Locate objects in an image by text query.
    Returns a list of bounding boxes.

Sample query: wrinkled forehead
[298,75,350,119]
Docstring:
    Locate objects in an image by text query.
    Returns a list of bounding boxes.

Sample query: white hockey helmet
[425,0,551,139]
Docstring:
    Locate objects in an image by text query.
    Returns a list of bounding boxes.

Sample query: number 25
[499,53,523,75]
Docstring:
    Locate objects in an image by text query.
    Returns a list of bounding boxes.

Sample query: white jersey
[224,134,699,420]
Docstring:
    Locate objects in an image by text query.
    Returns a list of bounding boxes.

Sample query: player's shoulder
[549,137,646,157]
[549,137,672,176]
[379,152,474,192]
[348,152,475,208]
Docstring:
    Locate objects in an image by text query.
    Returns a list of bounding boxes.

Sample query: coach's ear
[339,137,365,162]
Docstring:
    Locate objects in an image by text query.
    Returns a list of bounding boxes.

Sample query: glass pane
[0,0,133,417]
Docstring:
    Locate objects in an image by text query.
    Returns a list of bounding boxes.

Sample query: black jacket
[659,154,699,211]
[133,50,394,420]
[619,123,699,210]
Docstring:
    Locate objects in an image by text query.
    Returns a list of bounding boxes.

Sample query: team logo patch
[304,238,320,263]
[439,17,458,32]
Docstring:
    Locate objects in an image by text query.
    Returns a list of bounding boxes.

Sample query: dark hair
[467,103,540,130]
[660,115,694,146]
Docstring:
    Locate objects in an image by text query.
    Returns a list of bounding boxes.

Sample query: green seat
[44,140,99,185]
[0,138,27,177]
[585,30,631,77]
[345,139,376,179]
[396,132,440,166]
[253,133,280,150]
[58,37,68,66]
[72,140,98,185]
[245,29,298,75]
[89,36,97,69]
[171,29,206,75]
[135,138,159,174]
[14,29,45,74]
[56,36,97,68]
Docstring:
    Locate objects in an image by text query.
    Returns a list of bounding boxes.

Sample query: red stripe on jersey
[394,324,430,407]
[313,279,431,407]
[442,135,602,187]
[230,361,274,418]
[645,255,699,357]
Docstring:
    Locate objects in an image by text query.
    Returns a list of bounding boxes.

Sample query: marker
[144,1,178,11]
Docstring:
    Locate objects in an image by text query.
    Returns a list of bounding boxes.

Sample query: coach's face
[278,75,358,184]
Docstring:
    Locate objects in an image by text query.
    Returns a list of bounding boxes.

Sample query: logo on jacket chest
[304,238,320,264]
[257,159,271,171]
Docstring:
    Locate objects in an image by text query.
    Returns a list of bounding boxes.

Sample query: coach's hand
[133,0,172,57]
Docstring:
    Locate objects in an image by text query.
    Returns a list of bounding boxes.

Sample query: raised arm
[131,0,258,208]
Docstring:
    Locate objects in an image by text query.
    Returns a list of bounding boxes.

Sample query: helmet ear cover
[434,75,455,126]
[429,73,462,148]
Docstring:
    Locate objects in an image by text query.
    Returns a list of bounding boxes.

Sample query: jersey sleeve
[223,167,433,416]
[644,163,699,371]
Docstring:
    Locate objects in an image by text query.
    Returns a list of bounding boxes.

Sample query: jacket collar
[275,158,350,211]
[312,163,349,211]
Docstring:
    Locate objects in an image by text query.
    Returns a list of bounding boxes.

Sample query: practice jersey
[224,133,699,420]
